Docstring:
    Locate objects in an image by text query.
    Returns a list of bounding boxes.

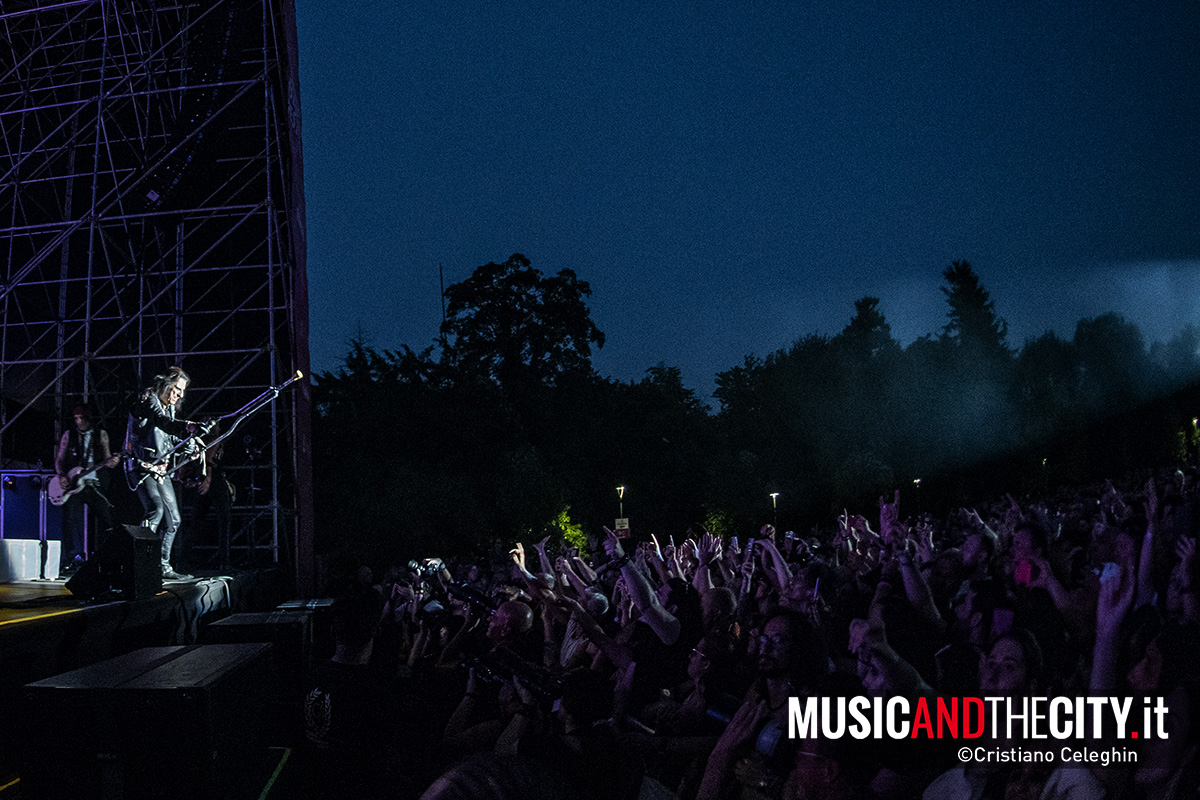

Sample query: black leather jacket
[126,391,192,471]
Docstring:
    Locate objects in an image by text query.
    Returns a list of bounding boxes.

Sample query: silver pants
[137,476,181,567]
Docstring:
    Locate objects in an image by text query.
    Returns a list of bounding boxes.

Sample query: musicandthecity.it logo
[787,696,1167,741]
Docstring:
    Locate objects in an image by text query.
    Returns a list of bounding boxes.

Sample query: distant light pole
[1193,419,1199,466]
[912,479,921,514]
[617,486,625,518]
[770,492,780,532]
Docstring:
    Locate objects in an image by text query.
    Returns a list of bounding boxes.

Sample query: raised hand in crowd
[691,532,723,594]
[571,554,598,584]
[1178,535,1197,569]
[755,537,792,593]
[509,542,527,572]
[1137,476,1160,609]
[1102,478,1130,521]
[646,534,673,583]
[879,489,903,547]
[695,699,770,800]
[738,540,757,598]
[1002,492,1025,537]
[850,603,934,699]
[913,516,936,566]
[605,526,681,646]
[1091,557,1136,695]
[680,536,699,571]
[532,534,555,576]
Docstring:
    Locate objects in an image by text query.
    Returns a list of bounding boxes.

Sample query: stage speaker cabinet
[23,644,273,800]
[277,597,336,662]
[66,524,162,600]
[204,610,313,691]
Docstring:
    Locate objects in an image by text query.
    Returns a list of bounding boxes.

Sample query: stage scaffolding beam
[0,0,314,594]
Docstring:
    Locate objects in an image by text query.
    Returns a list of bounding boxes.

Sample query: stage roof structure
[0,0,314,592]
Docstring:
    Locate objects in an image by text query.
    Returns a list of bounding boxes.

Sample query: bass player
[53,403,121,577]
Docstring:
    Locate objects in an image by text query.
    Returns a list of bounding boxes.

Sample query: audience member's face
[962,534,988,568]
[1011,530,1036,563]
[486,609,512,645]
[700,590,733,627]
[930,552,964,604]
[757,616,798,679]
[859,654,888,697]
[980,638,1031,697]
[781,575,813,612]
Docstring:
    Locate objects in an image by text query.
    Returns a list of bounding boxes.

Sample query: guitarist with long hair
[126,366,207,581]
[53,403,121,577]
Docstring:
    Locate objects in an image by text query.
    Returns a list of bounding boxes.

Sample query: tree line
[313,254,1200,565]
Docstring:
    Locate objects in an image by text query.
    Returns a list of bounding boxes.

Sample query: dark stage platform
[0,569,300,798]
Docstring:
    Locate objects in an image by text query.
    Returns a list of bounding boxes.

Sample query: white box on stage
[0,537,58,582]
[0,539,58,581]
[0,469,61,580]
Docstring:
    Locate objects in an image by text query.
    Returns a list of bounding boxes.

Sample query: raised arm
[532,535,555,578]
[757,538,793,593]
[692,532,723,594]
[1136,477,1158,609]
[558,593,633,669]
[557,555,590,598]
[1090,558,1135,695]
[571,555,598,585]
[605,528,681,646]
[895,542,945,635]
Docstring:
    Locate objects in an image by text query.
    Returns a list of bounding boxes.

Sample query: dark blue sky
[296,1,1200,400]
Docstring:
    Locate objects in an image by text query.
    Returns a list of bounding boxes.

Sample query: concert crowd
[298,466,1200,800]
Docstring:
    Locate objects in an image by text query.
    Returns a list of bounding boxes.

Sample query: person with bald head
[487,600,534,649]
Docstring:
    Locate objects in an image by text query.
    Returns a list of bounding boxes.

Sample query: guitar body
[48,466,99,506]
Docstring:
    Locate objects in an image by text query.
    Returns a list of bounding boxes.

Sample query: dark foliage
[313,256,1200,566]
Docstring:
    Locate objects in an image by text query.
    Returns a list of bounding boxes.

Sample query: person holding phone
[1010,520,1069,609]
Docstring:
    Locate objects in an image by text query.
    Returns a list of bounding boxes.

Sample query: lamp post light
[1193,420,1199,467]
[770,492,780,532]
[617,486,625,518]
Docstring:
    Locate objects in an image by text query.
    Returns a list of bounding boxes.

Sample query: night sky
[295,1,1200,400]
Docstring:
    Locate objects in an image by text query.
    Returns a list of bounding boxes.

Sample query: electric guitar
[48,457,122,506]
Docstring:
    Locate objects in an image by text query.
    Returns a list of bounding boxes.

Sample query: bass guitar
[48,458,122,506]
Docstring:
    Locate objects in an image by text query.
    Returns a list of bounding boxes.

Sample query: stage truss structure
[0,0,314,590]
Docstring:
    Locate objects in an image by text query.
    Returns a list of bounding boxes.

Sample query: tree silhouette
[940,261,1010,359]
[441,253,604,389]
[836,297,897,361]
[309,253,1200,571]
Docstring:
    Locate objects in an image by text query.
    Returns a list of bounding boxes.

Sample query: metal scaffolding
[0,0,313,589]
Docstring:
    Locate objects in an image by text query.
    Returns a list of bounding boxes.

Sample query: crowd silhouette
[297,465,1200,800]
